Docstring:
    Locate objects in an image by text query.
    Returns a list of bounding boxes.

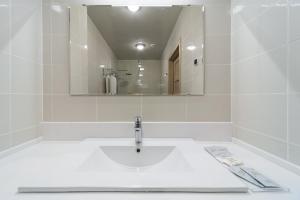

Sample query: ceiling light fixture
[128,5,140,13]
[135,43,146,51]
[187,45,196,51]
[140,68,145,71]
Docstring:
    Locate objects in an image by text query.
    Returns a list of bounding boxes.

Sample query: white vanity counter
[0,139,299,200]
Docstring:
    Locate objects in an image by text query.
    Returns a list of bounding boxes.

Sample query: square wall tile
[257,2,287,53]
[12,56,42,94]
[52,65,69,94]
[0,53,10,94]
[142,96,186,122]
[0,95,10,135]
[236,125,287,159]
[205,4,231,36]
[0,134,10,151]
[11,0,42,62]
[51,3,69,35]
[52,35,69,65]
[186,95,231,121]
[12,126,39,146]
[52,95,97,121]
[43,65,52,94]
[205,35,231,65]
[205,65,230,94]
[98,97,141,122]
[289,94,300,145]
[43,95,52,121]
[11,94,40,131]
[289,144,300,166]
[0,0,10,53]
[289,0,300,41]
[289,40,300,93]
[234,94,287,140]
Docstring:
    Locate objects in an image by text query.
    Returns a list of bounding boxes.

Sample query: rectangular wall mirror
[70,5,205,96]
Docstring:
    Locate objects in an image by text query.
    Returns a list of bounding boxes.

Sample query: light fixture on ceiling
[140,68,145,71]
[186,45,196,51]
[135,43,146,51]
[127,5,140,13]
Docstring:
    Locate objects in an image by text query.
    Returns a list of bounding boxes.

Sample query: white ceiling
[87,6,183,59]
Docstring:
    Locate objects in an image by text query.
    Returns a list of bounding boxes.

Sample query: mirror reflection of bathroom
[69,5,205,96]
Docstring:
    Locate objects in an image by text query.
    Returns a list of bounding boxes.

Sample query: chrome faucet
[134,116,143,152]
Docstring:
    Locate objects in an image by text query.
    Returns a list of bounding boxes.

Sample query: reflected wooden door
[168,45,180,95]
[173,57,180,94]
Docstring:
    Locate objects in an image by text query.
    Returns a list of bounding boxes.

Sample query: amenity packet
[241,167,280,188]
[205,146,243,166]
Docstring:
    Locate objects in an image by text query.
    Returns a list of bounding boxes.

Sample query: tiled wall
[231,0,300,166]
[161,6,205,95]
[87,15,117,94]
[43,0,231,122]
[0,0,43,151]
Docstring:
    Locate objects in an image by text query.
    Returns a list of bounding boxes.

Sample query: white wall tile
[11,0,42,62]
[205,65,231,94]
[98,97,141,121]
[11,56,42,94]
[11,95,40,131]
[142,97,186,122]
[205,3,231,35]
[0,0,42,152]
[186,95,231,122]
[289,94,300,145]
[0,0,10,53]
[0,134,10,151]
[0,95,10,135]
[12,126,39,146]
[0,53,10,94]
[289,144,300,166]
[289,39,300,93]
[234,94,287,140]
[235,126,287,159]
[205,35,231,65]
[51,35,69,65]
[52,95,97,121]
[289,0,300,41]
[232,0,300,167]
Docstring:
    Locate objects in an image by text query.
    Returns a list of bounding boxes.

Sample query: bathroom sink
[101,146,174,167]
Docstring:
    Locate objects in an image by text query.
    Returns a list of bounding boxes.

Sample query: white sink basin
[101,146,174,167]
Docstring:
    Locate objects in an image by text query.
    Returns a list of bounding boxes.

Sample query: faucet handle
[134,116,142,127]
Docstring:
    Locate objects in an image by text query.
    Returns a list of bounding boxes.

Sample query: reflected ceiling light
[187,45,196,51]
[140,68,145,71]
[128,5,140,13]
[135,43,146,51]
[139,74,143,77]
[99,65,105,68]
[84,45,88,49]
[138,64,142,68]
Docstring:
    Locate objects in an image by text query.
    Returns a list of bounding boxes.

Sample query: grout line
[50,0,54,121]
[231,44,287,65]
[231,0,285,35]
[235,124,288,144]
[286,0,290,161]
[8,0,12,148]
[96,96,99,121]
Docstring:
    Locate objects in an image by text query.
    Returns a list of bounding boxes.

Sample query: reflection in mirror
[70,5,205,96]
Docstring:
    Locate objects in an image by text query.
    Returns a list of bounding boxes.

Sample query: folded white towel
[110,75,117,95]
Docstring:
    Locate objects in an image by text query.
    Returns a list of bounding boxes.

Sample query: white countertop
[0,139,299,200]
